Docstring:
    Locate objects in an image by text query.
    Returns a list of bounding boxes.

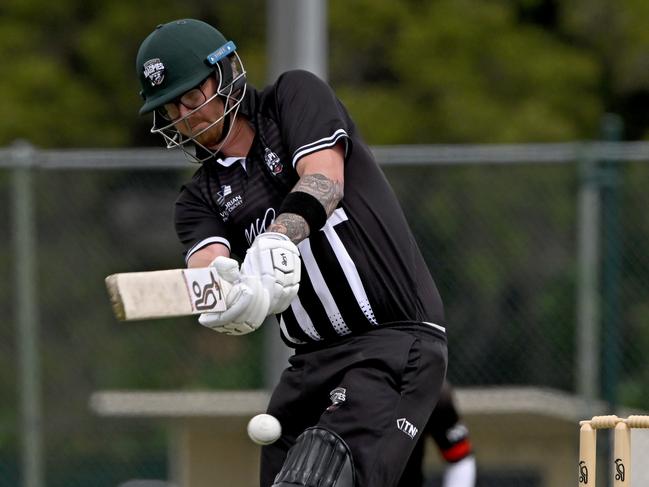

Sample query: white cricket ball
[247,413,282,445]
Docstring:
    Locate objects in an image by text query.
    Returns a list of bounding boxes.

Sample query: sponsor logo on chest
[216,185,243,222]
[244,207,276,246]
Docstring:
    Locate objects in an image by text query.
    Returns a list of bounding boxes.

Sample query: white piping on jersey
[185,236,231,265]
[423,321,446,333]
[298,238,353,336]
[279,317,308,344]
[216,156,246,171]
[323,208,377,325]
[292,129,349,168]
[284,298,321,341]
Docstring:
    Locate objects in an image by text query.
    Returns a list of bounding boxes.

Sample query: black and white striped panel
[281,208,377,343]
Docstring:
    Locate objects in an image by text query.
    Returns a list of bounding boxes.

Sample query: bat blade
[105,268,231,321]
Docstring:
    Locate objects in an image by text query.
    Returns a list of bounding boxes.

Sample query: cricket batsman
[136,18,448,487]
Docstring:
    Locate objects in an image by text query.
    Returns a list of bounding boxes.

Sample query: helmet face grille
[136,19,235,115]
[149,52,248,164]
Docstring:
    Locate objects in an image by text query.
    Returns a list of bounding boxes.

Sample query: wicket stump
[578,415,649,486]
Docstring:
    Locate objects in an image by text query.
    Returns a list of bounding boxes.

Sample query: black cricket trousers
[260,322,448,487]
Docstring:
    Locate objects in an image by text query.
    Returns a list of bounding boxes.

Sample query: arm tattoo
[292,173,344,216]
[267,173,343,243]
[267,212,310,243]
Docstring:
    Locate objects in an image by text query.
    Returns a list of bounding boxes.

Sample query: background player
[399,381,477,487]
[136,19,449,487]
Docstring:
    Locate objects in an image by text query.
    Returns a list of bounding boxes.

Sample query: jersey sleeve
[274,70,352,169]
[174,182,232,265]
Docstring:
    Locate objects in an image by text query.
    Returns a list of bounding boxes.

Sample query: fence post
[600,114,624,409]
[11,140,44,487]
[575,150,601,407]
[264,0,328,388]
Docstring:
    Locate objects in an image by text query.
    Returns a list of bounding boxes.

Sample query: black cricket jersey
[174,69,445,347]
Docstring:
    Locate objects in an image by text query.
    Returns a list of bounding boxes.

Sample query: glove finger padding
[236,275,271,329]
[211,255,242,283]
[198,257,271,335]
[241,232,301,314]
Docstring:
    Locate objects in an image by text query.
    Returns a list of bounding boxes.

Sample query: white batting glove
[241,232,301,314]
[198,256,270,335]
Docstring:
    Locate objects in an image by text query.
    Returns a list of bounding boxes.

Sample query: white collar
[216,156,246,171]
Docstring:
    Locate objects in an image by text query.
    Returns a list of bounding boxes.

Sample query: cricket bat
[105,267,232,321]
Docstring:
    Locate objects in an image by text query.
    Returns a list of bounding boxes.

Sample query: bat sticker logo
[191,271,224,311]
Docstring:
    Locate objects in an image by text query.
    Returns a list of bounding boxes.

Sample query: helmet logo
[143,58,166,86]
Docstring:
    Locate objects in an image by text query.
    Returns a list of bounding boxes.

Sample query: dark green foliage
[0,0,267,147]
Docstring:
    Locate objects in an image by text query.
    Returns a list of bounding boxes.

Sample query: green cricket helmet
[136,19,247,162]
[136,19,242,115]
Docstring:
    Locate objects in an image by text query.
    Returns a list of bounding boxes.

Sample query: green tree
[330,0,602,143]
[561,0,649,139]
[0,0,266,147]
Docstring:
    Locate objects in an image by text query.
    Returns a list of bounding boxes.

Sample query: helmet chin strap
[211,97,234,146]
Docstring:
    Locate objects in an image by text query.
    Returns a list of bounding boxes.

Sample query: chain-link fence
[2,142,649,486]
